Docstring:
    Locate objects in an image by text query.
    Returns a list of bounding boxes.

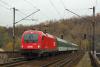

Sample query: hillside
[0,15,100,51]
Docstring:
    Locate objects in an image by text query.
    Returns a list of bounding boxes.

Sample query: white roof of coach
[71,43,78,46]
[56,37,68,43]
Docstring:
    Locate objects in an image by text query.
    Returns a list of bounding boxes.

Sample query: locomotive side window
[24,34,38,43]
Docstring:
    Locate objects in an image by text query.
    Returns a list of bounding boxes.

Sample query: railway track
[40,53,74,67]
[5,53,69,67]
[0,57,29,67]
[40,52,84,67]
[7,52,84,67]
[62,52,84,67]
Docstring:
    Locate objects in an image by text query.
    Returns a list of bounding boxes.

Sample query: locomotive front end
[21,30,41,50]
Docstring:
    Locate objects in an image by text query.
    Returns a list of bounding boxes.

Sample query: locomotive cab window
[24,34,38,43]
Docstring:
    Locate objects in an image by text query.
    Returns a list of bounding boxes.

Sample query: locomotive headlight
[21,45,23,48]
[38,45,40,48]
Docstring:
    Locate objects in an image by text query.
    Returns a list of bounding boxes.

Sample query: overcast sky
[0,0,99,27]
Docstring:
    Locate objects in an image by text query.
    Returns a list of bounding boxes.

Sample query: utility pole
[92,6,96,56]
[90,6,96,56]
[13,7,15,53]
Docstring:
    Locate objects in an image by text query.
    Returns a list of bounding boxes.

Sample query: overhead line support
[15,9,40,24]
[92,6,96,56]
[13,7,16,53]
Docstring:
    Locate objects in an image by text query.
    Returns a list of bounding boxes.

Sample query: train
[21,30,79,57]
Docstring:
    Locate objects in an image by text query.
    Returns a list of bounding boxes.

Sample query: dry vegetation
[0,14,100,51]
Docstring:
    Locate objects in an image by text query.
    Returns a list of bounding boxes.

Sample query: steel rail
[40,52,79,67]
[59,53,84,67]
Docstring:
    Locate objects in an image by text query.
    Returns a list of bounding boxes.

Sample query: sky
[0,0,99,27]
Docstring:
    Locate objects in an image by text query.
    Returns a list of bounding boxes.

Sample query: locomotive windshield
[24,34,38,43]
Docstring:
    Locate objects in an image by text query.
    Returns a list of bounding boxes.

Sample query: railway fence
[89,52,100,67]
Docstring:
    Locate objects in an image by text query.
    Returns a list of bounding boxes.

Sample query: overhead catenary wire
[16,11,25,19]
[90,0,97,7]
[18,10,27,16]
[17,10,31,18]
[24,0,39,10]
[19,0,39,21]
[0,0,11,11]
[65,9,94,23]
[17,9,39,22]
[0,3,10,11]
[59,0,66,9]
[65,9,92,30]
[49,0,62,18]
[24,0,48,17]
[17,10,38,21]
[59,0,69,18]
[95,0,97,6]
[24,0,49,19]
[0,0,10,7]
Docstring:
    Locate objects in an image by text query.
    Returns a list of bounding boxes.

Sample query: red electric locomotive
[21,30,57,57]
[21,30,79,57]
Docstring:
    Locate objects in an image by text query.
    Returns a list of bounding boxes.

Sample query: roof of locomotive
[71,43,78,46]
[23,30,44,35]
[22,30,55,39]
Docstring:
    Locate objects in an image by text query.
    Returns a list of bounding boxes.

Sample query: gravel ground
[75,52,92,67]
